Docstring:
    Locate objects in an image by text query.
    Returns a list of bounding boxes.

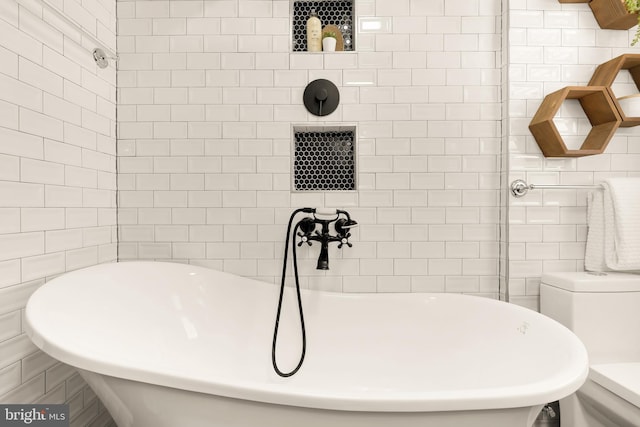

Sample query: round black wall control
[303,79,340,116]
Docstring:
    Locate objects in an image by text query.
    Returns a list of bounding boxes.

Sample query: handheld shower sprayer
[335,210,359,242]
[271,207,356,377]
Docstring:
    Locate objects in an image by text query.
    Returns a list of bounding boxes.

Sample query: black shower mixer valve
[294,208,358,270]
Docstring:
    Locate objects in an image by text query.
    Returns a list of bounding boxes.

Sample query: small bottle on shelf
[306,9,322,52]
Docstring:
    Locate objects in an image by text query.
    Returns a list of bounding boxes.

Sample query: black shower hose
[271,208,312,377]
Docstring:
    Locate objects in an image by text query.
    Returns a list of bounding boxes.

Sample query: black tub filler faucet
[271,207,357,377]
[296,208,357,270]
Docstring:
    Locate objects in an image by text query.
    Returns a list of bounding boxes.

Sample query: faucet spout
[316,241,329,270]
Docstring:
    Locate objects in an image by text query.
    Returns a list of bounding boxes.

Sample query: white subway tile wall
[0,0,117,423]
[5,0,634,416]
[116,0,502,296]
[507,0,640,310]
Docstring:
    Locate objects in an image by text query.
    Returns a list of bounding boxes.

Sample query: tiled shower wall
[117,0,503,295]
[0,0,117,423]
[507,0,640,309]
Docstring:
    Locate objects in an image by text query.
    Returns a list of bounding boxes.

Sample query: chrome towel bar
[17,0,118,66]
[510,179,603,198]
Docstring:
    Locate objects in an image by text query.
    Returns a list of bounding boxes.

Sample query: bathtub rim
[25,261,589,413]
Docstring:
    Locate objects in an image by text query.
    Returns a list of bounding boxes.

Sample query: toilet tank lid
[541,271,640,292]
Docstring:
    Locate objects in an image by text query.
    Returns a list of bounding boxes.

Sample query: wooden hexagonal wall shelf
[529,86,621,157]
[558,0,638,30]
[590,0,639,29]
[590,53,640,127]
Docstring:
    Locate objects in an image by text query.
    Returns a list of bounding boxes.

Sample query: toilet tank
[540,272,640,364]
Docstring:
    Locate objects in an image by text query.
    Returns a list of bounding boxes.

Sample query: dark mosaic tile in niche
[294,130,356,191]
[292,1,355,52]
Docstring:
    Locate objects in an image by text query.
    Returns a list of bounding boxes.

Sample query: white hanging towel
[584,190,608,272]
[603,177,640,271]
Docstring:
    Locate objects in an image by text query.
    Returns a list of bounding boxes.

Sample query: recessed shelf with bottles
[291,0,355,53]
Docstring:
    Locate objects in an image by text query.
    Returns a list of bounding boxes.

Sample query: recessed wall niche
[293,126,356,191]
[292,1,355,52]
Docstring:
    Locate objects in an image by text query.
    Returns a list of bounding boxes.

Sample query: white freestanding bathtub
[25,262,588,427]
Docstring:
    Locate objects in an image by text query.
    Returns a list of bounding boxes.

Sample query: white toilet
[540,271,640,427]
